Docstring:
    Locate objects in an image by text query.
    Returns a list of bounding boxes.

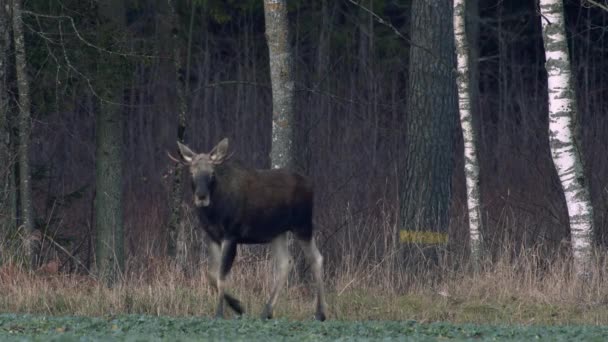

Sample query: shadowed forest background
[0,0,607,279]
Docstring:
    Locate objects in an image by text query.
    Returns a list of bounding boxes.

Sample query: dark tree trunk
[12,0,38,268]
[399,0,457,262]
[165,0,196,273]
[0,0,15,260]
[95,0,126,285]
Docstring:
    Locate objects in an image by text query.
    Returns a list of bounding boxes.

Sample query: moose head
[175,138,230,208]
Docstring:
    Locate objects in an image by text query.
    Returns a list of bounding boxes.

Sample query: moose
[174,138,327,321]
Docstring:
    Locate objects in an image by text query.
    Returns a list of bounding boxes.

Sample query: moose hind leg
[261,233,292,319]
[206,239,243,316]
[215,239,238,319]
[298,237,327,321]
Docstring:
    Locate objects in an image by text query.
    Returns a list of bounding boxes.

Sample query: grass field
[1,313,607,341]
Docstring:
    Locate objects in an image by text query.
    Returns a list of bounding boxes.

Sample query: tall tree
[95,0,127,285]
[454,0,483,267]
[166,0,196,272]
[399,0,457,252]
[263,0,295,170]
[12,0,38,267]
[540,0,594,279]
[0,0,15,255]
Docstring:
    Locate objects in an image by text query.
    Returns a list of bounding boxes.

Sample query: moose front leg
[261,233,292,319]
[206,238,243,316]
[215,238,237,319]
[205,239,221,290]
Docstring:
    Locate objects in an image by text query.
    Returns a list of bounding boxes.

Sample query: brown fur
[176,138,326,321]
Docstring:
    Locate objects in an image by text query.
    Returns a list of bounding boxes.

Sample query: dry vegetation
[2,215,608,326]
[3,196,608,325]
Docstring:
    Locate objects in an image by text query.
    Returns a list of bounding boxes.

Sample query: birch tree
[540,0,594,278]
[263,0,295,170]
[454,0,483,266]
[12,0,38,267]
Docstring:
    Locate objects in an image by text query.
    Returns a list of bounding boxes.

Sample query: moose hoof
[315,312,326,322]
[214,309,225,320]
[260,305,273,320]
[225,295,244,315]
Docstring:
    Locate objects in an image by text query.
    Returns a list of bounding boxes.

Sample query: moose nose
[195,194,210,207]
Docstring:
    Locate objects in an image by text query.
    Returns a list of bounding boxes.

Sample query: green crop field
[0,314,606,341]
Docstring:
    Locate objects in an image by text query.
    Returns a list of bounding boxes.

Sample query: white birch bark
[454,0,483,266]
[540,0,594,278]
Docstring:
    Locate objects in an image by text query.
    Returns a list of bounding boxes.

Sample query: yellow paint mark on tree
[400,230,448,245]
[274,119,289,128]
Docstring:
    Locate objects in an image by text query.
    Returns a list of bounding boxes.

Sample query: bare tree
[165,0,195,272]
[95,0,126,285]
[12,0,38,267]
[399,0,457,255]
[263,0,295,170]
[540,0,594,278]
[0,0,15,255]
[454,0,483,266]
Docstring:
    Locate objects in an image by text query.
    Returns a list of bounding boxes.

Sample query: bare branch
[21,10,163,60]
[346,0,453,70]
[583,0,608,12]
[21,9,157,108]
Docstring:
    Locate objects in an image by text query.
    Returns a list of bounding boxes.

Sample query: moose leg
[298,237,327,321]
[215,238,238,319]
[206,239,243,316]
[261,233,291,319]
[205,239,221,290]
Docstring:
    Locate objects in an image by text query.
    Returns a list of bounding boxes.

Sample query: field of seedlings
[2,314,608,341]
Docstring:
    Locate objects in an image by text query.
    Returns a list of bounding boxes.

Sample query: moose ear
[177,141,196,163]
[210,138,229,163]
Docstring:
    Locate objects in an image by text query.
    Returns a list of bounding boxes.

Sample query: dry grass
[1,239,608,326]
[2,199,607,325]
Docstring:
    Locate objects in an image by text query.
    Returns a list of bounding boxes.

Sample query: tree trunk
[165,0,196,273]
[95,0,126,285]
[0,0,15,259]
[164,0,185,255]
[12,0,38,268]
[540,0,594,279]
[95,99,124,285]
[263,0,295,170]
[454,0,483,268]
[399,0,457,261]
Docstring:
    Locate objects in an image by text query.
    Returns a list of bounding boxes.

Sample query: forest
[0,0,608,334]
